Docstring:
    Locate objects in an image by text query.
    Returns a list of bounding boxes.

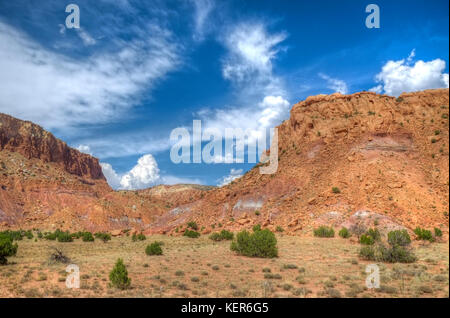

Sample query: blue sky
[0,0,448,189]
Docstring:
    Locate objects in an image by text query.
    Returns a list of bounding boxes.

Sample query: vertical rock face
[0,113,105,180]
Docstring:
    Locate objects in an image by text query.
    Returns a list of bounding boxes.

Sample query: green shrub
[0,230,24,241]
[230,228,278,258]
[95,232,111,242]
[82,232,95,242]
[366,228,381,241]
[414,227,434,242]
[252,224,262,232]
[209,230,233,241]
[0,237,18,265]
[275,226,284,233]
[387,230,411,247]
[145,242,163,256]
[109,258,131,290]
[132,233,146,242]
[332,187,341,194]
[338,227,351,238]
[57,232,73,243]
[313,226,335,238]
[359,234,375,245]
[187,221,198,230]
[183,229,200,238]
[359,244,416,263]
[434,228,443,237]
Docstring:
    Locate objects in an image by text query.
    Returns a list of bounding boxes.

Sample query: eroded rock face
[0,89,449,235]
[0,113,105,180]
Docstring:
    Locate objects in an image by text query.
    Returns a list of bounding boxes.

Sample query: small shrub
[252,224,262,232]
[95,232,111,242]
[82,232,95,242]
[387,230,411,247]
[183,229,200,238]
[209,230,233,241]
[132,233,146,242]
[359,244,416,263]
[332,187,341,194]
[109,258,131,290]
[187,221,198,230]
[231,228,278,258]
[145,242,163,256]
[339,227,351,238]
[366,228,381,241]
[57,232,73,243]
[434,228,443,237]
[0,236,18,265]
[275,226,284,233]
[414,227,434,242]
[313,226,335,238]
[359,234,375,245]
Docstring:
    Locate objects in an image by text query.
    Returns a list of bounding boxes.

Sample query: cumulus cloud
[0,20,181,132]
[100,162,122,189]
[217,168,243,187]
[119,154,161,190]
[319,73,349,94]
[101,154,203,190]
[370,50,449,96]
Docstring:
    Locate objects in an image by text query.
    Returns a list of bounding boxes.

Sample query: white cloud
[217,168,243,187]
[76,144,93,155]
[370,50,449,96]
[73,132,170,159]
[101,154,203,190]
[76,28,96,46]
[0,20,181,132]
[319,73,349,94]
[191,0,215,41]
[119,154,161,190]
[100,162,122,189]
[221,22,287,96]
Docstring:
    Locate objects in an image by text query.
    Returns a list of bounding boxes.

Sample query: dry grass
[0,235,448,298]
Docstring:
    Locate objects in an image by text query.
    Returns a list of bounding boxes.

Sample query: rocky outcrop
[0,113,105,180]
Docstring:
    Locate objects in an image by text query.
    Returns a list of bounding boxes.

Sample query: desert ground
[0,234,448,298]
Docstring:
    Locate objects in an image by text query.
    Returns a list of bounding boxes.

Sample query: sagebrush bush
[313,226,335,238]
[366,228,381,241]
[359,244,416,263]
[109,258,131,290]
[434,228,443,237]
[0,230,24,241]
[230,228,278,258]
[132,233,146,242]
[209,230,233,241]
[57,231,73,243]
[359,234,375,245]
[183,229,200,238]
[339,227,351,238]
[145,242,163,256]
[387,230,411,247]
[95,232,111,242]
[82,232,95,242]
[252,224,262,232]
[414,227,434,242]
[0,236,18,265]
